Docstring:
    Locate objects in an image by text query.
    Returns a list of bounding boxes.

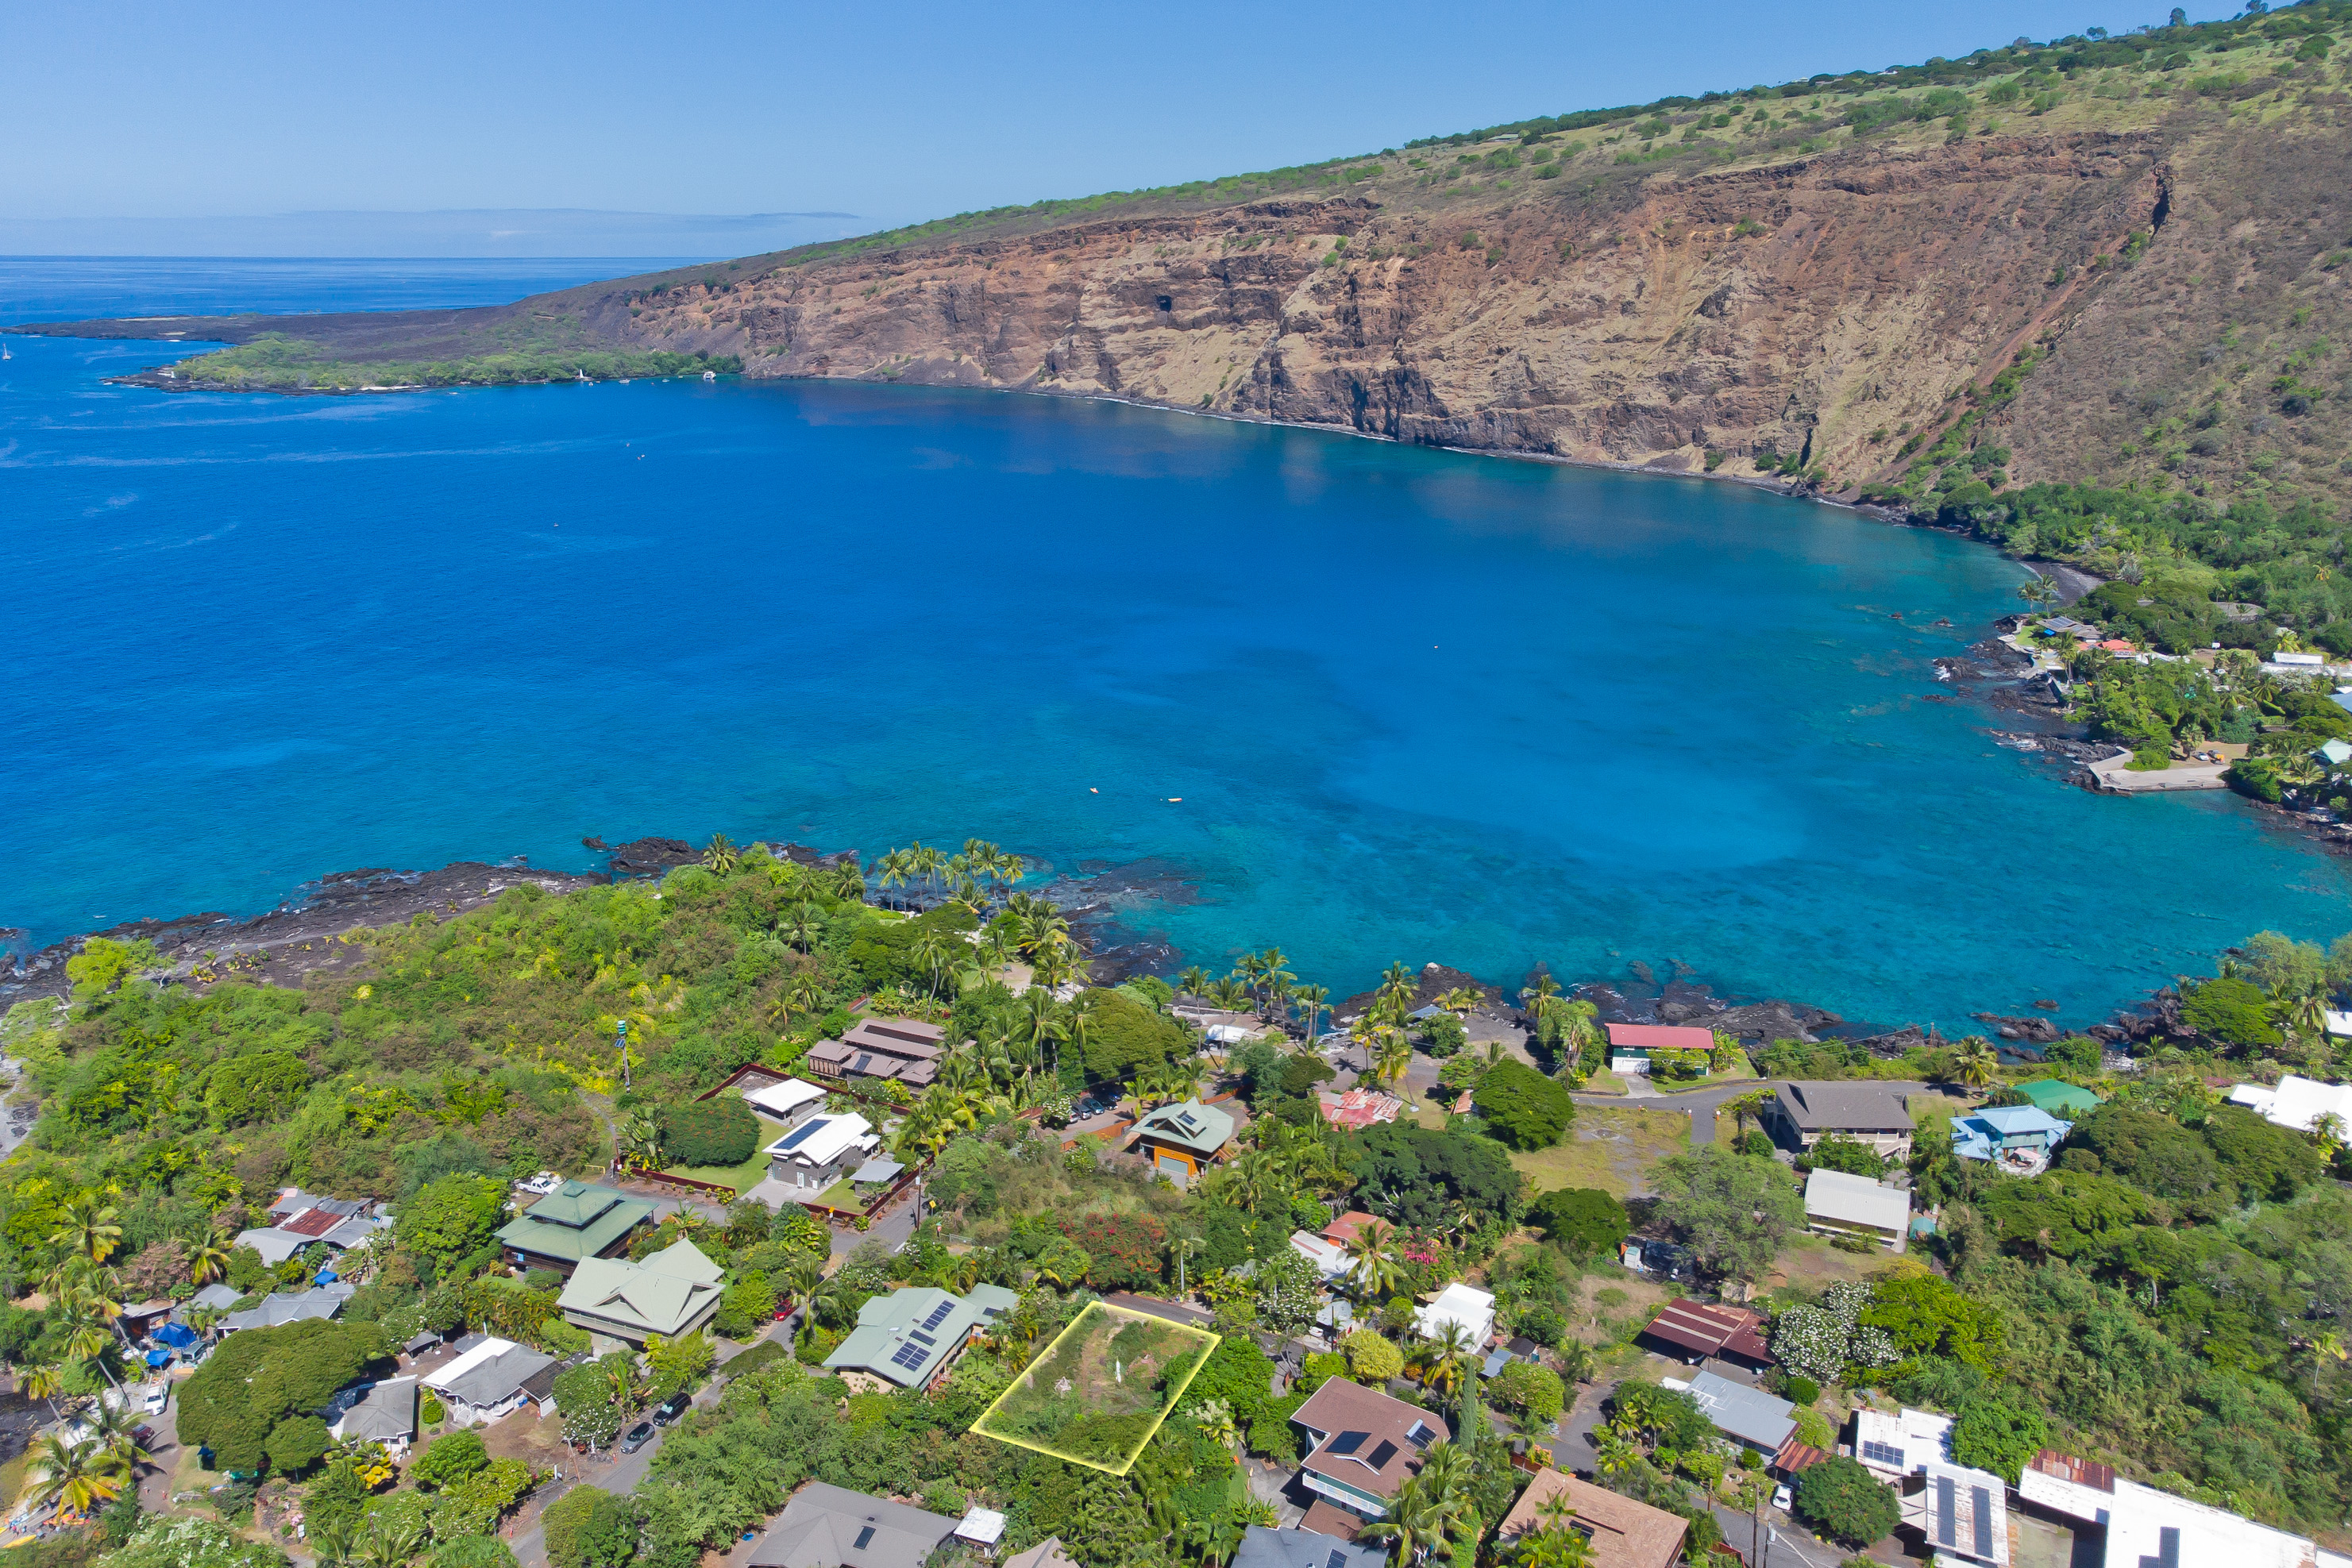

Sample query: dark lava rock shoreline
[2,840,2169,1054]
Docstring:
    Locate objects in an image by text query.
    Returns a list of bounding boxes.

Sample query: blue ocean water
[3,258,2347,1027]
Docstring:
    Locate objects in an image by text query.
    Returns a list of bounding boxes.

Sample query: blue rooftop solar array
[920,1300,955,1331]
[889,1341,931,1372]
[777,1118,828,1151]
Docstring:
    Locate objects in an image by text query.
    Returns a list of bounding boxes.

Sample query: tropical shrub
[1794,1455,1899,1546]
[176,1319,385,1475]
[1526,1187,1630,1258]
[1949,1395,2048,1484]
[395,1174,506,1280]
[1343,1328,1405,1382]
[655,1096,760,1167]
[1490,1361,1566,1424]
[1472,1060,1576,1148]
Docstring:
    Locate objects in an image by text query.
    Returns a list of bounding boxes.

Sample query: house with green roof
[1130,1098,1236,1183]
[495,1180,655,1278]
[2013,1079,2103,1117]
[557,1237,724,1349]
[825,1282,1018,1393]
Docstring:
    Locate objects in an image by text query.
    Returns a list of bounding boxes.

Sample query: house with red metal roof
[1606,1023,1714,1076]
[1640,1300,1776,1370]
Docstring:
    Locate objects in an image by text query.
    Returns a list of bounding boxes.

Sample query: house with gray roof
[1132,1098,1236,1182]
[1802,1168,1912,1252]
[747,1480,960,1568]
[557,1238,724,1348]
[823,1283,1017,1393]
[1766,1082,1915,1158]
[218,1282,355,1335]
[1234,1525,1384,1568]
[328,1377,418,1455]
[494,1181,655,1278]
[422,1335,556,1427]
[1686,1370,1796,1453]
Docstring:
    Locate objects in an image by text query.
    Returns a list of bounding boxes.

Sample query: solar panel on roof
[1328,1431,1369,1456]
[854,1054,874,1073]
[1936,1476,1957,1547]
[777,1118,828,1151]
[889,1342,930,1372]
[909,1330,937,1346]
[920,1300,955,1331]
[1860,1439,1906,1469]
[1405,1420,1435,1450]
[1326,1553,1348,1568]
[1971,1487,1992,1558]
[1367,1439,1398,1470]
[1176,1113,1200,1132]
[854,1526,876,1550]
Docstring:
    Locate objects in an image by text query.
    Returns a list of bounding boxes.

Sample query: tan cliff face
[617,135,2167,492]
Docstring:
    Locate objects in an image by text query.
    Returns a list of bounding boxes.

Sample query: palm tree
[781,901,821,954]
[1375,1028,1414,1094]
[50,1202,122,1266]
[701,833,740,874]
[79,1400,146,1470]
[1550,1000,1601,1076]
[21,1433,129,1518]
[831,860,868,902]
[1436,987,1481,1017]
[1361,1474,1456,1566]
[1419,1322,1476,1397]
[910,928,958,997]
[1511,1520,1597,1568]
[15,1362,64,1422]
[1190,1396,1242,1452]
[187,1236,232,1286]
[309,1516,361,1568]
[1292,983,1332,1041]
[1951,1034,2000,1091]
[785,1254,830,1313]
[877,848,914,905]
[1520,973,1562,1019]
[357,1516,428,1568]
[1347,1220,1403,1301]
[1380,961,1417,1009]
[1178,965,1212,1000]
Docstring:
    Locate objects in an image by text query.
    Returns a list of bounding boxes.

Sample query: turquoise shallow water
[4,259,2349,1027]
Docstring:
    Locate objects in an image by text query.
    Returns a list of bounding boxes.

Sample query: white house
[1413,1282,1496,1349]
[2021,1450,2352,1568]
[742,1077,827,1126]
[764,1111,880,1191]
[1903,1461,2010,1566]
[2227,1075,2352,1135]
[1289,1231,1351,1283]
[1802,1168,1911,1251]
[1853,1407,1953,1478]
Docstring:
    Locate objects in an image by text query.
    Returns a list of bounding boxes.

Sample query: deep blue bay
[5,258,2349,1028]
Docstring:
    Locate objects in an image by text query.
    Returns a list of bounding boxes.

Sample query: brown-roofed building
[1638,1300,1775,1370]
[807,1017,948,1088]
[1765,1082,1915,1158]
[1290,1378,1452,1524]
[1497,1470,1687,1568]
[1321,1212,1383,1249]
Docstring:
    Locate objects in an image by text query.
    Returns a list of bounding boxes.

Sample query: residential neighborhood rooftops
[495,1181,654,1263]
[557,1238,725,1340]
[1496,1470,1687,1568]
[1605,1023,1715,1051]
[1412,1282,1496,1349]
[220,1282,354,1334]
[2013,1078,2103,1115]
[1904,1461,2010,1566]
[1134,1099,1236,1156]
[2227,1075,2352,1135]
[747,1481,962,1568]
[767,1112,879,1169]
[423,1335,555,1412]
[743,1077,828,1120]
[1854,1407,1953,1476]
[1951,1105,2072,1162]
[2019,1450,2344,1568]
[1639,1300,1771,1363]
[1774,1081,1914,1132]
[330,1377,418,1447]
[1803,1168,1913,1235]
[1687,1370,1796,1450]
[1293,1378,1450,1502]
[1233,1525,1385,1568]
[824,1283,1017,1389]
[1321,1212,1382,1247]
[849,1158,906,1184]
[1317,1088,1403,1130]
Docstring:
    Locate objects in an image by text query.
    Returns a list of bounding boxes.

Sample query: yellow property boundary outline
[970,1301,1222,1476]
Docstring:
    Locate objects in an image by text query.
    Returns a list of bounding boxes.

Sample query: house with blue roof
[1950,1104,2072,1173]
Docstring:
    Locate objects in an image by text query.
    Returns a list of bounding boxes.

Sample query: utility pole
[616,1019,632,1088]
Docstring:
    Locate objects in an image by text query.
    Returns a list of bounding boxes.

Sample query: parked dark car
[653,1392,690,1425]
[619,1420,656,1454]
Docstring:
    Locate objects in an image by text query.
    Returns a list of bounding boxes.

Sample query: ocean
[4,256,2346,1028]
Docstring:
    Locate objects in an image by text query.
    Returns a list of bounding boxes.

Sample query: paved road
[508,1322,791,1568]
[1711,1501,1851,1568]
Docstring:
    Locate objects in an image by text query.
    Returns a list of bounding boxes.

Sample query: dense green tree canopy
[1471,1060,1576,1150]
[1652,1145,1803,1281]
[176,1320,386,1475]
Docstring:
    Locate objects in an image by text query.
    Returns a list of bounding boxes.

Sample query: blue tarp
[314,1269,339,1285]
[153,1323,199,1348]
[144,1349,171,1367]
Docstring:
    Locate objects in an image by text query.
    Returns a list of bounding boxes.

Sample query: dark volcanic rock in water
[1,861,605,1003]
[1573,976,1840,1042]
[603,837,702,877]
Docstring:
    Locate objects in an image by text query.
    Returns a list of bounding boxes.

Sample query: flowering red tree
[1060,1212,1167,1290]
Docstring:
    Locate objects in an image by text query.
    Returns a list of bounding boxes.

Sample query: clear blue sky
[4,0,2223,248]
